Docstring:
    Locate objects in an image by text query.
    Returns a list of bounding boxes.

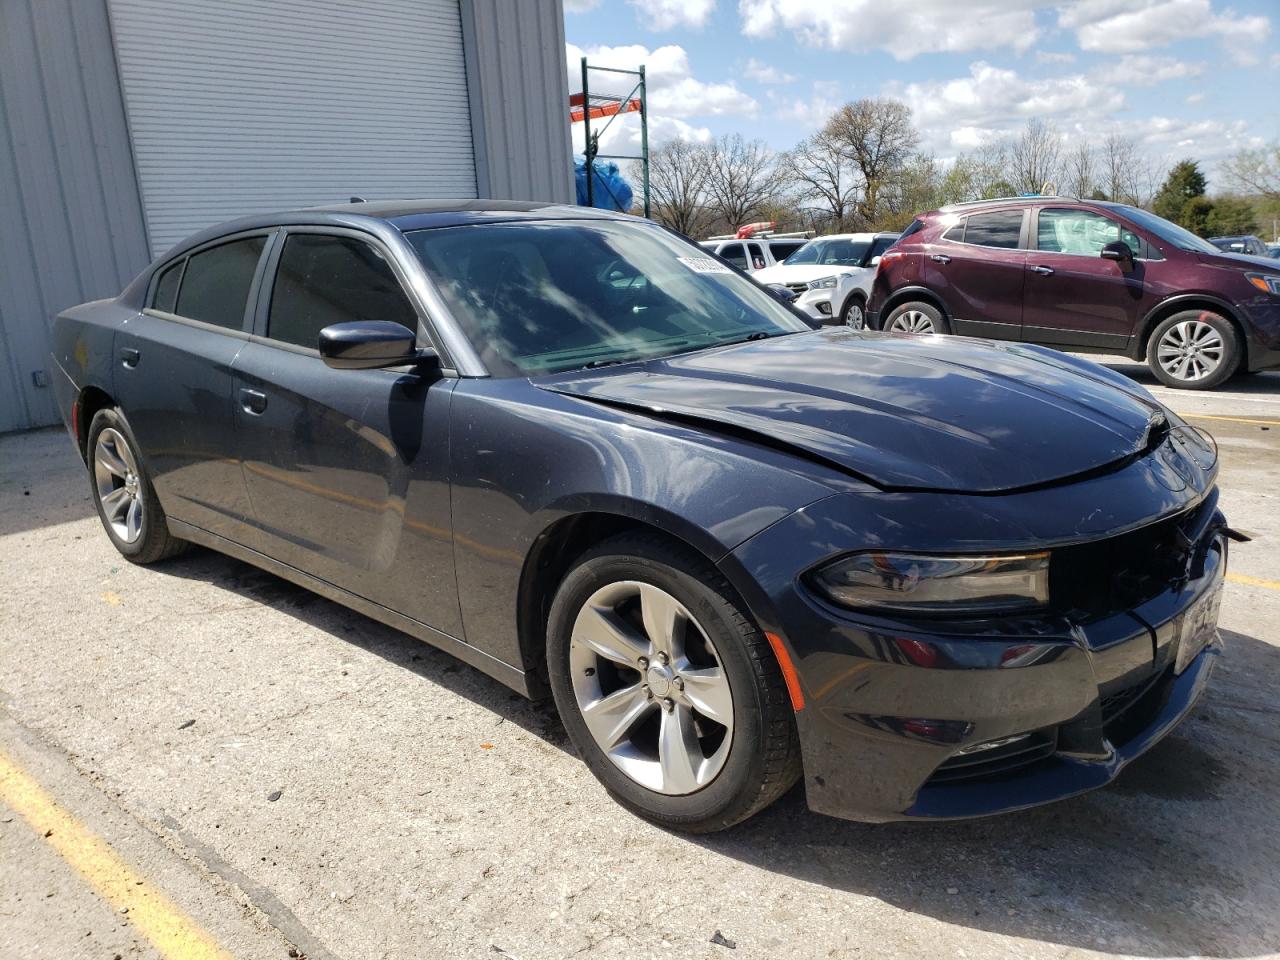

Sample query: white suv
[753,232,899,327]
[699,236,810,273]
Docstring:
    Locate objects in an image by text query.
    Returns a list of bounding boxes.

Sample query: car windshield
[406,220,811,377]
[1111,205,1220,254]
[783,238,870,266]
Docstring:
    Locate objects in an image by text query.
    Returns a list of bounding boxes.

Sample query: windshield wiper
[582,358,627,369]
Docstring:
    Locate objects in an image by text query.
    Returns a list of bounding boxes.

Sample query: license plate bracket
[1174,582,1223,675]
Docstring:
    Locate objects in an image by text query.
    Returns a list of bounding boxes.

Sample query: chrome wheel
[93,427,144,543]
[889,309,936,333]
[845,301,866,330]
[569,581,733,795]
[1156,320,1224,383]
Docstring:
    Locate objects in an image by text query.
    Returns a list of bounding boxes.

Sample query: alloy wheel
[1156,320,1224,383]
[93,427,144,543]
[845,302,866,330]
[889,310,936,333]
[569,580,733,795]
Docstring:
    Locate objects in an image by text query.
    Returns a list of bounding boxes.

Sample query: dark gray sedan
[51,200,1229,831]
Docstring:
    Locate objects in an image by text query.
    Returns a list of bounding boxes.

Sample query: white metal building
[0,0,574,432]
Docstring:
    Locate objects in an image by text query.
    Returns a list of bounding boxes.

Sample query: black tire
[547,532,802,833]
[883,300,950,335]
[1145,310,1241,391]
[86,407,188,564]
[840,293,867,330]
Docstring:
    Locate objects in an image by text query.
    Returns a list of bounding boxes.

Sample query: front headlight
[807,275,840,290]
[808,551,1050,616]
[1246,273,1280,295]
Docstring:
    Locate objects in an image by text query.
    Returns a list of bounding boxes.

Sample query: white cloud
[745,57,796,84]
[629,0,716,31]
[1134,116,1264,160]
[1186,92,1205,104]
[768,81,843,126]
[1094,55,1205,86]
[1035,50,1077,65]
[1059,0,1270,56]
[738,0,1040,60]
[563,0,600,11]
[889,61,1125,153]
[567,42,757,119]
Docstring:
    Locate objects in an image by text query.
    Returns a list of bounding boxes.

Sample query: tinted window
[152,260,184,314]
[961,211,1024,248]
[719,243,748,269]
[407,220,810,377]
[941,221,966,242]
[1038,208,1141,257]
[784,238,870,266]
[899,218,925,241]
[770,241,805,261]
[174,237,267,329]
[268,234,417,349]
[868,235,898,259]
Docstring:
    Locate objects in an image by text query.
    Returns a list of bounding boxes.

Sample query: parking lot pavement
[2,368,1278,960]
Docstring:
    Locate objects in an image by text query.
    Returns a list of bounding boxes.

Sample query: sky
[564,0,1280,187]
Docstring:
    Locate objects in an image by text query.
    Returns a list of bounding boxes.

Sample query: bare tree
[778,130,858,231]
[1099,132,1144,205]
[1064,142,1096,198]
[1221,144,1280,203]
[642,138,713,237]
[1009,119,1061,195]
[703,134,780,231]
[824,98,919,226]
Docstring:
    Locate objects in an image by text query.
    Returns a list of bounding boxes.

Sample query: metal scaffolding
[573,57,650,217]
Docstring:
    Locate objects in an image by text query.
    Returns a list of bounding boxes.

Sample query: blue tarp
[575,155,634,212]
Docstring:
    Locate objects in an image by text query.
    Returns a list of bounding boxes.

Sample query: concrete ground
[1,361,1278,960]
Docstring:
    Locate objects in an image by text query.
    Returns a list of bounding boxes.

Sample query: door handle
[119,347,140,368]
[239,388,267,415]
[1032,265,1055,276]
[929,254,951,264]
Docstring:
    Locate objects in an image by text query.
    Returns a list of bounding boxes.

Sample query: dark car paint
[868,199,1280,372]
[50,200,1226,822]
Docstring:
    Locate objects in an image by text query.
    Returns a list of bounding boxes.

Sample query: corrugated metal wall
[0,0,152,433]
[461,0,574,204]
[108,0,481,258]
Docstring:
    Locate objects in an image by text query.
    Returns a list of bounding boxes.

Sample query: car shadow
[147,546,1279,958]
[1090,356,1280,394]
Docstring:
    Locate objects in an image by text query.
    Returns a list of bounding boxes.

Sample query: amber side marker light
[765,632,806,712]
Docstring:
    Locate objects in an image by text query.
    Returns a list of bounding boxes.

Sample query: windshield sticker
[677,257,733,275]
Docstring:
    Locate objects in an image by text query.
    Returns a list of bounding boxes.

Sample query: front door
[926,208,1027,339]
[113,233,270,539]
[1021,206,1153,351]
[230,229,462,637]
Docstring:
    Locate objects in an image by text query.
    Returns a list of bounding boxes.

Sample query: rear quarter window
[960,210,1024,249]
[151,260,184,313]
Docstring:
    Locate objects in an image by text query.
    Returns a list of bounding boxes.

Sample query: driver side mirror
[1100,240,1135,271]
[318,321,438,370]
[869,256,882,267]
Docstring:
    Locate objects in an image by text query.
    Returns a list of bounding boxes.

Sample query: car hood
[1197,250,1280,271]
[538,329,1171,494]
[754,264,860,284]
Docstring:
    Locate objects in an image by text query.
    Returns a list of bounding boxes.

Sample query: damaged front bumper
[724,451,1228,823]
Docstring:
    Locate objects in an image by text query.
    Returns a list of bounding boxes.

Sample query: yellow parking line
[0,750,233,960]
[1227,572,1280,592]
[1179,413,1280,427]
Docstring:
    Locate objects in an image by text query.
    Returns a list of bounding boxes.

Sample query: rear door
[924,209,1027,339]
[230,228,462,636]
[717,243,749,270]
[1022,206,1154,351]
[113,232,270,539]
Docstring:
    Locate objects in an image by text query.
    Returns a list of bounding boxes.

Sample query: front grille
[927,730,1057,785]
[1051,497,1215,618]
[785,283,808,295]
[1101,668,1173,744]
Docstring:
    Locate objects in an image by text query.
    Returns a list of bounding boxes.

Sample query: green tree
[1205,196,1258,237]
[1152,159,1208,225]
[1181,195,1215,237]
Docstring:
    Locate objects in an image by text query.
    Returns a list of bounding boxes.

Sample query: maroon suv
[867,197,1280,389]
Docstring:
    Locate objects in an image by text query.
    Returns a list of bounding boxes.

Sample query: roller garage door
[109,0,479,257]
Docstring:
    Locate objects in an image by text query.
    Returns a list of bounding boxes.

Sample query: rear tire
[884,300,949,335]
[87,408,188,564]
[1146,310,1240,390]
[547,533,802,833]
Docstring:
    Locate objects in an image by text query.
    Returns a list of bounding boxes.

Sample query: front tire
[87,408,188,564]
[1146,310,1240,390]
[884,300,949,335]
[840,294,867,330]
[547,533,801,832]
